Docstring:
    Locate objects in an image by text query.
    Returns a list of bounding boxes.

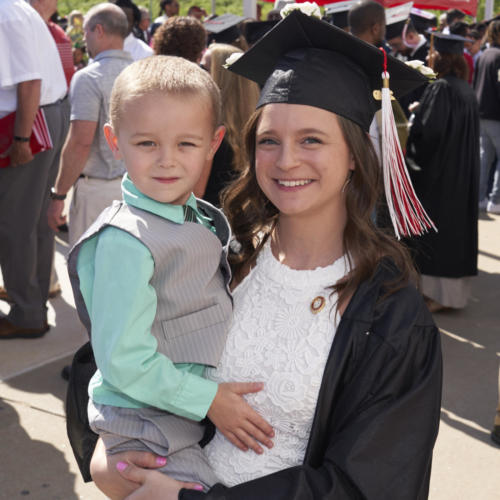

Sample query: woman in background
[406,32,480,312]
[201,43,260,206]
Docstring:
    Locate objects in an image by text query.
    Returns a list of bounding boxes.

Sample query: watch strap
[50,187,67,200]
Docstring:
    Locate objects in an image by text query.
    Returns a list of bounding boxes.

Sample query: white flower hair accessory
[223,52,243,69]
[280,2,321,19]
[405,60,437,80]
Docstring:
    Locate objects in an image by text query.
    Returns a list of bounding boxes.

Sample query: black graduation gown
[405,75,479,278]
[181,260,442,500]
[203,138,237,208]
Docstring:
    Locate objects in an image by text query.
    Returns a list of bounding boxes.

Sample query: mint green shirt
[79,175,218,421]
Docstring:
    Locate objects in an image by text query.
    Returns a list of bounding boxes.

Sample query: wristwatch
[13,136,30,142]
[49,187,66,201]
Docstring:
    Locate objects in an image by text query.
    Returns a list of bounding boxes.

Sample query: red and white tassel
[379,48,437,240]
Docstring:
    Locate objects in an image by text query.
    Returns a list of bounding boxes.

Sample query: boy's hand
[207,382,274,455]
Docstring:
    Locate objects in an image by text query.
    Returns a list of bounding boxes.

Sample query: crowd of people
[0,0,499,498]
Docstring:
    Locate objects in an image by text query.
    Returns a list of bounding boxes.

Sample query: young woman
[85,10,442,500]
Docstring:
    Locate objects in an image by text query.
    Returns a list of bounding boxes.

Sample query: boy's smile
[105,91,224,205]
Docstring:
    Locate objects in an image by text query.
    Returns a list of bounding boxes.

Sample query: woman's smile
[274,178,314,189]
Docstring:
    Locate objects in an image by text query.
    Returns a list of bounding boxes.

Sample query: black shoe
[491,425,500,446]
[61,364,71,381]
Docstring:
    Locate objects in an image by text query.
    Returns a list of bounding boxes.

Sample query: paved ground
[0,215,499,499]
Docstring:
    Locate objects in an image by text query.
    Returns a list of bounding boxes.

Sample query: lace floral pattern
[204,241,350,486]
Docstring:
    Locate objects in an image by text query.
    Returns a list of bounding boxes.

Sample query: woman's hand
[90,438,167,500]
[116,462,205,500]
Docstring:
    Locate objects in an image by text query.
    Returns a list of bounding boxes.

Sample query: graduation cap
[226,8,435,238]
[432,32,470,54]
[227,8,426,132]
[385,1,413,40]
[243,20,279,46]
[410,7,436,33]
[274,0,294,10]
[204,13,244,44]
[324,0,358,30]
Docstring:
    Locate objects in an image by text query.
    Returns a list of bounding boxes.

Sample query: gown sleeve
[181,289,443,500]
[406,80,451,193]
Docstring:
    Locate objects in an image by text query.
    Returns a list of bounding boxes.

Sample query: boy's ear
[103,123,122,160]
[207,125,226,160]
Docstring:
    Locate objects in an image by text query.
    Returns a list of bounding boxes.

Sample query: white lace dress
[204,240,350,486]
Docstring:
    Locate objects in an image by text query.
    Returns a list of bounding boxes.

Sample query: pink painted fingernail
[116,461,127,471]
[194,484,204,491]
[156,456,167,466]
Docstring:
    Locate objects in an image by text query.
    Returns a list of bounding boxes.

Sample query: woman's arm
[90,439,157,499]
[91,439,203,500]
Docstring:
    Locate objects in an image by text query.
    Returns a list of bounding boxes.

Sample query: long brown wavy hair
[221,107,417,310]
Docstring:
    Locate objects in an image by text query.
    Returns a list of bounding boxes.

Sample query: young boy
[67,56,273,492]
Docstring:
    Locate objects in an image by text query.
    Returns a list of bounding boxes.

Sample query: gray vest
[68,199,232,368]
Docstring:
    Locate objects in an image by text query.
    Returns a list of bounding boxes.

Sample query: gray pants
[0,98,70,328]
[479,118,500,204]
[88,400,219,490]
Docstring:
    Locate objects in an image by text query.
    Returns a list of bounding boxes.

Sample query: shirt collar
[121,174,202,224]
[94,49,132,62]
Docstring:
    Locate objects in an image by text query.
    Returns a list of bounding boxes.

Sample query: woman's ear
[103,124,122,160]
[349,155,355,171]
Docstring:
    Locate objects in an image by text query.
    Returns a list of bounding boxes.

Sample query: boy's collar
[121,173,198,225]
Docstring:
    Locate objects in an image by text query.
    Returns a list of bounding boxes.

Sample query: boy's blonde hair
[109,55,222,131]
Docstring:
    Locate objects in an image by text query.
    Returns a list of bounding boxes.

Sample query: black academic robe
[203,138,236,208]
[405,74,480,278]
[181,260,442,500]
[412,42,429,63]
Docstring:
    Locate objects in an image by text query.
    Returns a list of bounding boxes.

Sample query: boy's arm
[86,227,217,421]
[85,227,274,452]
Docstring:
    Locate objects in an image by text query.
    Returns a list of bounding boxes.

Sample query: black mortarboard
[432,32,470,54]
[409,7,436,33]
[386,20,407,40]
[327,11,349,29]
[243,20,278,46]
[324,0,357,30]
[204,14,244,44]
[227,10,427,132]
[385,2,412,40]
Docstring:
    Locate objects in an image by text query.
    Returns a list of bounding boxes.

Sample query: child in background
[72,41,87,71]
[67,56,274,495]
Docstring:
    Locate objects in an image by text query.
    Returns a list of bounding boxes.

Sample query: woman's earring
[342,170,354,193]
